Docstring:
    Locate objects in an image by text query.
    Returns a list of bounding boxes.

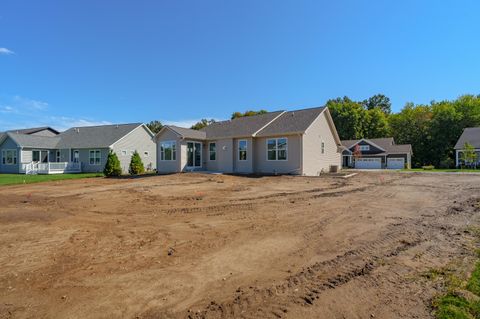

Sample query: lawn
[403,168,480,173]
[0,173,104,186]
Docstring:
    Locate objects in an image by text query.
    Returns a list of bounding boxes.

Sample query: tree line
[147,94,480,168]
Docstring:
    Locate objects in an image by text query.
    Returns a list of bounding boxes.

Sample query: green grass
[0,173,103,186]
[403,168,480,173]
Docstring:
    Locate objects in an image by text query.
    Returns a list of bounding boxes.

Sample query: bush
[422,165,435,170]
[129,151,145,175]
[104,151,122,177]
[439,157,454,169]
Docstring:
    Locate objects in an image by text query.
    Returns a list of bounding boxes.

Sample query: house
[155,106,342,176]
[454,127,480,167]
[0,123,156,174]
[340,138,412,169]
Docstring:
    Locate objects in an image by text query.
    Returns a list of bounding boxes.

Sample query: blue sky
[1,0,479,131]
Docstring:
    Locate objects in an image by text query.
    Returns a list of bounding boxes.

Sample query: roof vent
[75,128,80,133]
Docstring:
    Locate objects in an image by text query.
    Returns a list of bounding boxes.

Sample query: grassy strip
[0,173,103,186]
[403,169,480,173]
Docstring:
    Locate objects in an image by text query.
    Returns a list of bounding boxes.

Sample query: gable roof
[202,111,285,139]
[341,137,412,155]
[455,127,480,149]
[56,123,144,148]
[8,126,60,135]
[164,125,207,140]
[7,132,61,149]
[256,107,325,137]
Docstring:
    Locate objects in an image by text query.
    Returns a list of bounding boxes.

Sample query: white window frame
[89,150,101,165]
[321,141,325,154]
[238,140,247,161]
[1,149,17,165]
[209,142,216,161]
[160,141,176,161]
[359,145,370,151]
[266,137,288,161]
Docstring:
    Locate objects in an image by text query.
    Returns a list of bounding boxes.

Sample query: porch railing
[22,162,82,174]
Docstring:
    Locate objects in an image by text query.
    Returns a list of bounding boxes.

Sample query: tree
[326,97,366,140]
[191,119,216,130]
[362,94,392,114]
[129,151,145,175]
[146,120,163,134]
[103,151,122,177]
[364,108,390,139]
[231,110,268,119]
[460,142,478,168]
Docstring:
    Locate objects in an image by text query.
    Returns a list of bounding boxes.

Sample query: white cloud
[47,116,112,131]
[0,48,14,55]
[0,105,17,113]
[13,95,48,110]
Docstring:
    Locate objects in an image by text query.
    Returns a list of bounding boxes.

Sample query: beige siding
[233,137,253,173]
[302,111,341,175]
[21,149,32,163]
[156,129,181,173]
[254,135,302,175]
[112,125,156,173]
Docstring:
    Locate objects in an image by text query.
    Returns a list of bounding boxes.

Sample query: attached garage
[355,158,382,169]
[387,158,405,169]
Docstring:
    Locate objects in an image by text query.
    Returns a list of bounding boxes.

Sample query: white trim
[347,138,386,152]
[252,111,286,137]
[208,142,216,161]
[238,139,248,161]
[266,137,288,161]
[186,141,202,168]
[159,140,177,161]
[1,149,18,165]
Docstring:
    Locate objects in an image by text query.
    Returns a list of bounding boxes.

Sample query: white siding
[112,125,157,173]
[302,111,341,175]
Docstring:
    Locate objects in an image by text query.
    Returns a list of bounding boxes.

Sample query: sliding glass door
[187,142,202,168]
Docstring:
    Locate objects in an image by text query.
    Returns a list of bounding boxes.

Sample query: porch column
[456,150,460,168]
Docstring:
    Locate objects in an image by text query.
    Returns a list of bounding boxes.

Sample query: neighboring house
[156,106,342,176]
[454,127,480,167]
[0,123,156,174]
[341,138,412,169]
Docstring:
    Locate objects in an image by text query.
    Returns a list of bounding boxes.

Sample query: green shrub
[422,165,435,170]
[129,150,145,175]
[103,151,122,177]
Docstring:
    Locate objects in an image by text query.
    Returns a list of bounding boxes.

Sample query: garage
[355,158,382,169]
[387,158,405,169]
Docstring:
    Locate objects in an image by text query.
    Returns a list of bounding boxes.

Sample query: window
[32,150,40,162]
[209,143,216,161]
[121,150,127,156]
[267,138,288,161]
[56,150,61,162]
[160,141,176,161]
[238,140,247,161]
[1,150,17,165]
[89,150,101,165]
[359,145,370,151]
[321,141,325,154]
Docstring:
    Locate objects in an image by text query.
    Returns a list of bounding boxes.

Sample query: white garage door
[355,158,381,169]
[387,158,405,169]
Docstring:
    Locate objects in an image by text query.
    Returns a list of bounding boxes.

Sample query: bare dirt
[1,172,480,319]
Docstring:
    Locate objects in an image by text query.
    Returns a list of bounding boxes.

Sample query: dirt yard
[1,172,480,319]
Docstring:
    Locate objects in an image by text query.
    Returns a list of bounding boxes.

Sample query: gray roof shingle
[8,126,60,135]
[454,127,480,149]
[56,123,143,148]
[256,107,325,137]
[202,111,284,139]
[7,132,61,149]
[167,126,207,140]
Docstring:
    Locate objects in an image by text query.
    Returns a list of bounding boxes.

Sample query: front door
[73,150,80,163]
[187,142,202,168]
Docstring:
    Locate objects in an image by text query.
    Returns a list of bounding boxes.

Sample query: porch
[21,162,82,175]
